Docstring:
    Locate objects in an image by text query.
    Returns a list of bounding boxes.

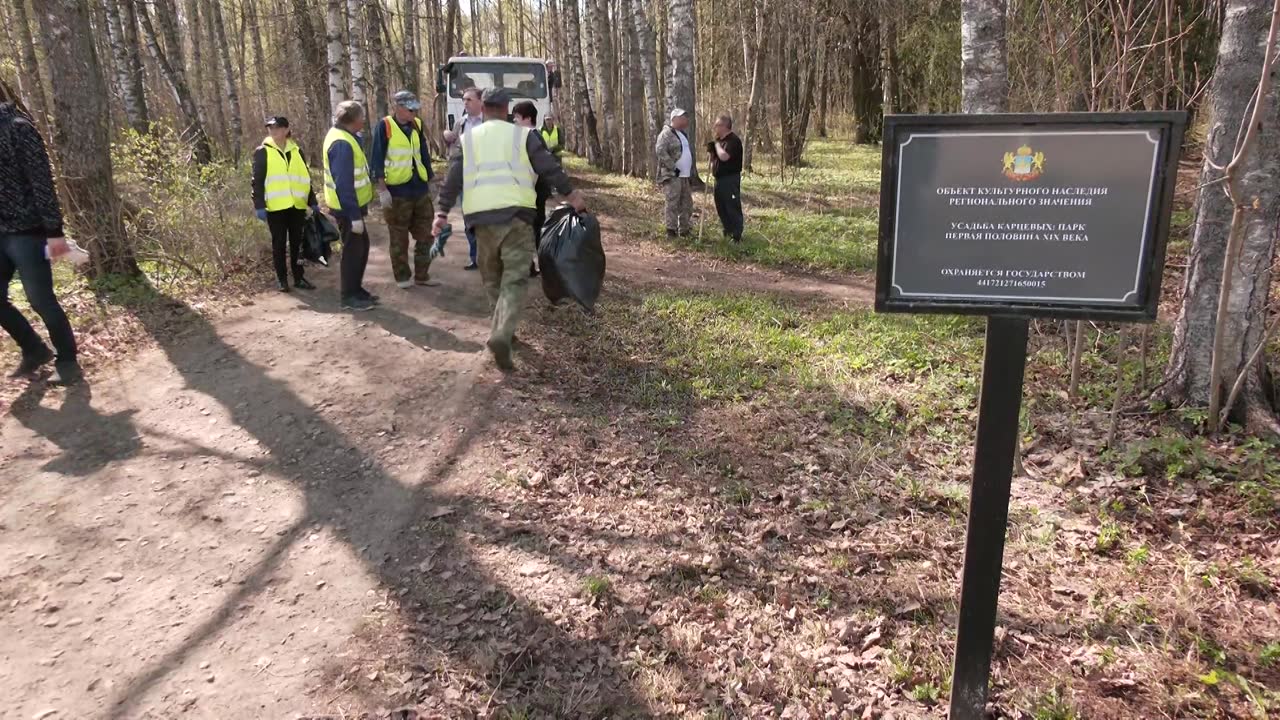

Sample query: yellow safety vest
[261,137,312,211]
[540,126,561,153]
[462,121,537,215]
[322,127,374,210]
[381,116,430,185]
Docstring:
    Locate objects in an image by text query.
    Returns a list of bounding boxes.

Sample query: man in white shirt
[655,109,696,237]
[442,86,484,268]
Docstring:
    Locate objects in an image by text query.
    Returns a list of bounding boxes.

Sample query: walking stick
[697,175,710,242]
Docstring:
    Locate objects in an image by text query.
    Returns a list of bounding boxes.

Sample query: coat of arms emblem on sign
[1002,144,1045,181]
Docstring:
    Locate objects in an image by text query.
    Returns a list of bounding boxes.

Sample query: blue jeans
[467,227,477,264]
[0,234,76,361]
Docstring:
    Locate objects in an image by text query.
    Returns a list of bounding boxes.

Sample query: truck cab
[436,56,561,132]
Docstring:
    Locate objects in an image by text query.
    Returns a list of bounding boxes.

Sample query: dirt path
[1,213,873,719]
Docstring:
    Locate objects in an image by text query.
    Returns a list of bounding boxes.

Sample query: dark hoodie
[0,103,63,238]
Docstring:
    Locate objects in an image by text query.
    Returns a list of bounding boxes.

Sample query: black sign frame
[876,112,1186,322]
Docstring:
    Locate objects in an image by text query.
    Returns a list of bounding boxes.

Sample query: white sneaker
[396,280,413,289]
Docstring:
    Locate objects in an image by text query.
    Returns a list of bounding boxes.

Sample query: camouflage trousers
[474,219,536,347]
[382,192,434,283]
[662,178,693,234]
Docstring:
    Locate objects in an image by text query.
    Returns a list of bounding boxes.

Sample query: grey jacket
[437,121,573,227]
[655,124,697,184]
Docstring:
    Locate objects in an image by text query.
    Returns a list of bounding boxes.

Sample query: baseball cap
[669,108,687,120]
[265,116,289,128]
[393,90,421,111]
[482,87,511,107]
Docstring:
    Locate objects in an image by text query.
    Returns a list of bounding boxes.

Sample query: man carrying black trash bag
[433,87,587,372]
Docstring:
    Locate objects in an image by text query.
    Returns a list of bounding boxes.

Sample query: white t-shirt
[675,131,692,177]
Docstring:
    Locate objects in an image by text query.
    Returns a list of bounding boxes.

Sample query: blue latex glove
[255,209,267,221]
[430,224,452,259]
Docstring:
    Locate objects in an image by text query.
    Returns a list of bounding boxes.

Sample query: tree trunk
[246,0,270,122]
[10,0,49,125]
[348,0,368,111]
[367,0,388,118]
[815,33,828,138]
[666,0,696,140]
[587,0,619,169]
[495,0,508,55]
[34,0,138,276]
[629,0,660,177]
[960,0,1008,114]
[327,0,349,115]
[138,0,212,163]
[881,9,897,115]
[201,0,228,147]
[404,0,419,93]
[104,0,149,134]
[183,0,209,136]
[742,0,766,172]
[563,0,603,163]
[292,0,329,155]
[619,0,645,175]
[207,0,242,162]
[469,0,478,54]
[1163,0,1279,433]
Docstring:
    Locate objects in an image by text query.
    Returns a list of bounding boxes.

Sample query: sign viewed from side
[877,113,1185,321]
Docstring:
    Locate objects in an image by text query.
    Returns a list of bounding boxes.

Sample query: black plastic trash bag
[302,212,338,266]
[538,205,605,312]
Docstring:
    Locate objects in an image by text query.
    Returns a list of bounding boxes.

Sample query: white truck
[435,55,561,132]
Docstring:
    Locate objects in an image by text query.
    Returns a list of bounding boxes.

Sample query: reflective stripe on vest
[540,126,560,150]
[262,137,312,211]
[322,127,374,211]
[382,116,429,185]
[461,122,537,215]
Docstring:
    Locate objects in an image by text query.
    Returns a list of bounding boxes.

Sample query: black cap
[481,87,511,107]
[265,116,290,128]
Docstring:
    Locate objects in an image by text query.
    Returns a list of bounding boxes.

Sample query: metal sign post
[874,112,1185,719]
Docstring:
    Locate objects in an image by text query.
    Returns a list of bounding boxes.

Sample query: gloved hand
[255,209,268,222]
[378,189,392,207]
[307,204,318,218]
[351,219,365,235]
[430,223,452,259]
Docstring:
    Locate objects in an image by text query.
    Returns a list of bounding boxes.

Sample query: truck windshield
[449,62,548,99]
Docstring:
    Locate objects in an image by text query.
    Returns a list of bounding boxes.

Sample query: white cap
[669,108,687,120]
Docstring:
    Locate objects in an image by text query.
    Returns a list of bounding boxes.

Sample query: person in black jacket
[251,116,319,291]
[0,81,80,384]
[512,101,550,277]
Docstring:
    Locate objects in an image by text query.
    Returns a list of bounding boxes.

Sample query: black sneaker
[50,360,83,386]
[294,278,316,290]
[357,289,381,304]
[341,296,376,312]
[464,262,479,271]
[277,280,291,293]
[9,345,53,377]
[486,338,514,372]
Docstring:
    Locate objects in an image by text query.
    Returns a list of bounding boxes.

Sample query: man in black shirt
[707,114,744,243]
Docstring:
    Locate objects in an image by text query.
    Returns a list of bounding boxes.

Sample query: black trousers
[267,208,306,284]
[714,173,744,239]
[0,234,76,361]
[337,216,370,300]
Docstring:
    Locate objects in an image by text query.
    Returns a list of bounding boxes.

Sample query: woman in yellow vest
[251,116,318,292]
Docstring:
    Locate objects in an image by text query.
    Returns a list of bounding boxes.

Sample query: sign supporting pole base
[948,315,1030,720]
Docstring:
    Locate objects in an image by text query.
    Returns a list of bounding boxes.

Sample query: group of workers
[248,86,583,371]
[0,70,744,381]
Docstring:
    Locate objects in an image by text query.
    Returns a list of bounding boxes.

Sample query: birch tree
[104,0,149,134]
[666,0,697,139]
[327,0,349,115]
[34,0,138,276]
[587,0,620,170]
[348,0,369,109]
[208,0,242,160]
[562,0,603,164]
[630,0,661,175]
[366,0,388,119]
[404,0,420,94]
[1163,0,1280,434]
[291,0,328,152]
[960,0,1007,114]
[137,0,213,162]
